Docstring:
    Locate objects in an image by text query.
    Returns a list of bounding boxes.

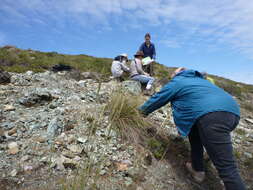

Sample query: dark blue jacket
[139,70,240,137]
[139,42,156,59]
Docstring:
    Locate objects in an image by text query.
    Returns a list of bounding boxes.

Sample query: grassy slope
[1,45,253,103]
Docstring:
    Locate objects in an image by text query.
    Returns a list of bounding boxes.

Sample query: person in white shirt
[111,53,130,81]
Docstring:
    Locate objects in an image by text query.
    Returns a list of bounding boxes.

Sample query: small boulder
[10,169,18,177]
[3,105,15,112]
[0,70,11,84]
[81,72,101,80]
[19,88,53,107]
[47,117,63,139]
[122,80,142,95]
[245,118,253,124]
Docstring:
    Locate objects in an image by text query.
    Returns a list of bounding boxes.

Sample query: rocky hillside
[0,46,253,190]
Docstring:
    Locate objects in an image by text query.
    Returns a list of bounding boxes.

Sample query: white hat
[120,53,128,58]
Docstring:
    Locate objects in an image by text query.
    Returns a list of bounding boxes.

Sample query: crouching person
[139,67,246,190]
[130,51,155,90]
[111,53,130,82]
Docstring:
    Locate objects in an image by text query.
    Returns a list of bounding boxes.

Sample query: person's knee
[218,165,239,181]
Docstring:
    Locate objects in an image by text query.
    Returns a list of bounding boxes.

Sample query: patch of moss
[236,128,246,136]
[244,157,253,170]
[147,138,167,160]
[234,150,241,159]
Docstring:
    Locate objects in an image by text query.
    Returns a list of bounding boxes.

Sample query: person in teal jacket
[139,68,245,190]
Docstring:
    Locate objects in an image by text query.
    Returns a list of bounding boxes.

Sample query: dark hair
[145,33,151,38]
[114,55,127,62]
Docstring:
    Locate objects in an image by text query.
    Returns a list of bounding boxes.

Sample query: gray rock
[245,118,253,124]
[124,177,133,186]
[26,71,34,76]
[77,80,87,87]
[244,152,253,159]
[10,169,18,177]
[122,80,142,95]
[29,122,47,130]
[99,169,107,175]
[49,102,58,109]
[81,72,101,80]
[19,88,53,107]
[1,122,15,129]
[11,74,30,86]
[77,137,88,144]
[47,117,63,139]
[0,70,11,84]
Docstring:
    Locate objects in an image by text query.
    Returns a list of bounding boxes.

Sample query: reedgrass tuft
[106,89,148,143]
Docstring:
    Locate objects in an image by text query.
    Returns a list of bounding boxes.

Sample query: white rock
[10,169,18,177]
[4,105,16,112]
[77,137,88,144]
[77,80,87,87]
[26,71,33,75]
[245,118,253,124]
[8,142,19,155]
[24,165,33,172]
[21,155,30,162]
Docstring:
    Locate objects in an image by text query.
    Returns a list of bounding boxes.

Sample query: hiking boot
[186,162,205,183]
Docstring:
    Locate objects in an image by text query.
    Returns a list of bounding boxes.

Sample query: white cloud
[159,39,181,48]
[1,0,253,58]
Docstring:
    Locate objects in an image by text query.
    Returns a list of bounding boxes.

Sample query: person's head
[134,51,144,60]
[120,53,128,62]
[201,72,207,79]
[145,33,151,44]
[171,67,186,78]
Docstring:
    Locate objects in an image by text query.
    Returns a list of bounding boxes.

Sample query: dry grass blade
[106,89,149,143]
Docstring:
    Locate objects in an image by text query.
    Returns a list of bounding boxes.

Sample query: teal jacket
[139,70,240,137]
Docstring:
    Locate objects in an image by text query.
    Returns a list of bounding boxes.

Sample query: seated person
[111,53,130,81]
[130,51,154,90]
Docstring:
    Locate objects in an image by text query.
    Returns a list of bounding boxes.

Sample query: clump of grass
[106,89,148,143]
[236,128,246,136]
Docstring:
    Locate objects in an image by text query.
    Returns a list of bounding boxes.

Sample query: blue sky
[0,0,253,84]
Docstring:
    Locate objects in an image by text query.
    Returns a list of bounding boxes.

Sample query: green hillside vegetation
[0,46,112,76]
[1,45,253,103]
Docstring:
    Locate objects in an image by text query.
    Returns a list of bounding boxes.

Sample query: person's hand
[144,72,150,76]
[138,109,148,118]
[171,67,186,78]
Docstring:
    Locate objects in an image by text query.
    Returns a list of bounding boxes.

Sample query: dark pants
[188,111,246,190]
[143,63,154,76]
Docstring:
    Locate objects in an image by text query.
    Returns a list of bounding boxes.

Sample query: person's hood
[175,69,204,78]
[114,56,121,61]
